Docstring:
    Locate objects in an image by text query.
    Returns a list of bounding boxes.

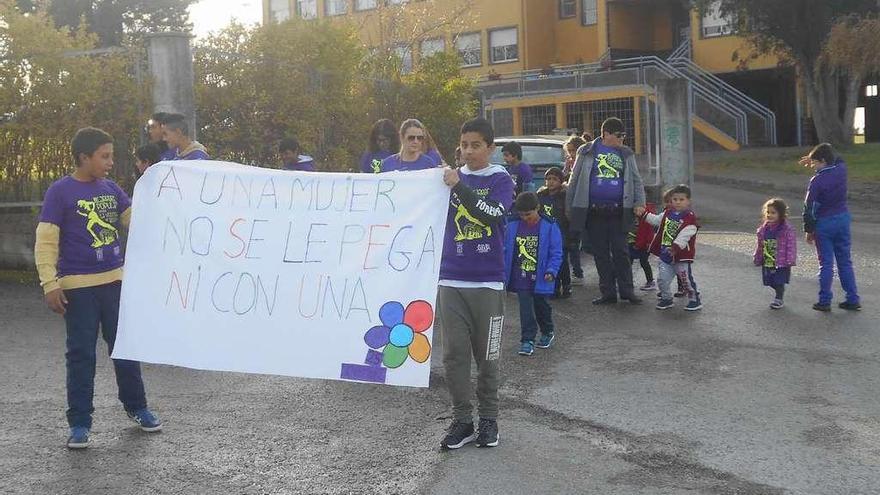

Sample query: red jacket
[629,203,657,251]
[645,209,699,262]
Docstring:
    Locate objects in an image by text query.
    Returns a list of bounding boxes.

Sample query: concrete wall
[0,207,38,270]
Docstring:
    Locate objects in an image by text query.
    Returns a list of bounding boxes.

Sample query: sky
[188,0,263,39]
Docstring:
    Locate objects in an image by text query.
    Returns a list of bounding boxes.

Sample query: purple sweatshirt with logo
[803,159,848,233]
[440,164,514,282]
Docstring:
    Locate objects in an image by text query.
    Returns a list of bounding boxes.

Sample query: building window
[394,45,413,74]
[701,1,734,38]
[325,0,347,16]
[354,0,377,11]
[867,85,879,97]
[489,27,518,64]
[522,105,557,135]
[581,0,597,26]
[455,32,482,67]
[269,0,290,22]
[420,38,446,59]
[559,0,576,19]
[296,0,317,19]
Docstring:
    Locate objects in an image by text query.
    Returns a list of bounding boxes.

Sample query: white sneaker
[770,299,784,309]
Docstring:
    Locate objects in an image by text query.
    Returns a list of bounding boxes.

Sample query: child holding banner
[439,118,514,450]
[34,127,162,449]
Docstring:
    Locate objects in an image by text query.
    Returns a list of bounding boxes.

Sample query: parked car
[490,135,568,191]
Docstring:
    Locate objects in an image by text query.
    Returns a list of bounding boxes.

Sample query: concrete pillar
[657,78,694,192]
[555,103,567,132]
[512,107,523,136]
[145,32,197,139]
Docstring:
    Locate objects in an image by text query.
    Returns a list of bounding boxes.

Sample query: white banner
[112,161,449,388]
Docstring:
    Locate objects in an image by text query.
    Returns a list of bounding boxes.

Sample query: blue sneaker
[67,426,90,449]
[518,341,535,356]
[536,333,555,349]
[656,299,674,310]
[127,408,163,432]
[684,300,703,311]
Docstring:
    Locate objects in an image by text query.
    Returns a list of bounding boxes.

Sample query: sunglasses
[406,135,426,142]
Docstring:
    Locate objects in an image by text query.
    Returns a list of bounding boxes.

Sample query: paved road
[1,180,877,494]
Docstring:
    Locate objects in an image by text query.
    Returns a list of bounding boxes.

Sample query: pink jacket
[753,221,797,268]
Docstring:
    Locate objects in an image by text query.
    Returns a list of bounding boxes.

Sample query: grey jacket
[565,138,646,232]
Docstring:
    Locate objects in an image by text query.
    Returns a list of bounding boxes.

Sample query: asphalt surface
[1,180,878,494]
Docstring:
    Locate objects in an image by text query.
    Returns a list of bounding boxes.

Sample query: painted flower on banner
[363,300,433,368]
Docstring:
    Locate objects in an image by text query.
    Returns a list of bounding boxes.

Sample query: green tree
[697,0,879,146]
[18,0,194,46]
[0,0,148,199]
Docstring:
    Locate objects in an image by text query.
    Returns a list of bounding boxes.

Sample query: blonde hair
[399,118,435,154]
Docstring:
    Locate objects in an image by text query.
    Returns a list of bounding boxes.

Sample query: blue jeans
[517,291,554,343]
[64,282,147,428]
[815,212,859,305]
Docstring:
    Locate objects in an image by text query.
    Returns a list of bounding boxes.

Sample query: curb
[695,174,876,206]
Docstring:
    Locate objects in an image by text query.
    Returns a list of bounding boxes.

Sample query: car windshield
[490,143,564,166]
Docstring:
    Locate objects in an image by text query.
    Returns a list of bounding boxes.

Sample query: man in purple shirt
[163,113,210,161]
[566,117,646,305]
[146,112,177,162]
[279,137,316,171]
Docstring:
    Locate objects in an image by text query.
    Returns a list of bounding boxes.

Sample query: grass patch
[696,143,880,181]
[0,269,38,285]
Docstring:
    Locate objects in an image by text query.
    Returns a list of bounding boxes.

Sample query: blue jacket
[803,159,848,233]
[503,216,563,295]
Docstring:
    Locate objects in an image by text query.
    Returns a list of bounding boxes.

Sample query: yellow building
[263,0,800,148]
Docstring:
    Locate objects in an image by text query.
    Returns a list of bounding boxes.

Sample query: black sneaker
[475,418,499,448]
[620,294,643,304]
[592,296,617,305]
[839,301,862,311]
[440,420,476,450]
[813,303,831,312]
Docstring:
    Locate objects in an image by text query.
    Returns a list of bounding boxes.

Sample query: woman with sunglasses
[379,119,442,172]
[360,119,400,173]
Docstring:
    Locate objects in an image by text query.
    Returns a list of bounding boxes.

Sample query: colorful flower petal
[408,332,431,363]
[364,325,390,349]
[404,300,434,333]
[389,323,414,347]
[382,344,409,368]
[379,301,405,328]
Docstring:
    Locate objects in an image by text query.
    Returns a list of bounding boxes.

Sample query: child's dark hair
[808,142,836,165]
[71,127,113,166]
[136,143,161,165]
[514,191,539,212]
[460,117,494,145]
[279,137,300,154]
[368,119,399,153]
[763,198,788,221]
[501,141,522,160]
[150,112,173,125]
[601,117,625,136]
[544,167,564,180]
[664,184,691,199]
[164,113,190,136]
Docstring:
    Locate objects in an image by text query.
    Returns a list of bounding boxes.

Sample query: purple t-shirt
[380,153,437,172]
[440,164,515,283]
[283,155,316,171]
[360,150,393,173]
[39,176,131,277]
[507,162,534,195]
[159,146,177,162]
[177,149,210,160]
[510,220,540,291]
[589,142,624,206]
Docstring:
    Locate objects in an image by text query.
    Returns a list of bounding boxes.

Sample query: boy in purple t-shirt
[163,113,210,160]
[438,118,513,451]
[501,141,534,196]
[504,192,563,356]
[34,127,161,449]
